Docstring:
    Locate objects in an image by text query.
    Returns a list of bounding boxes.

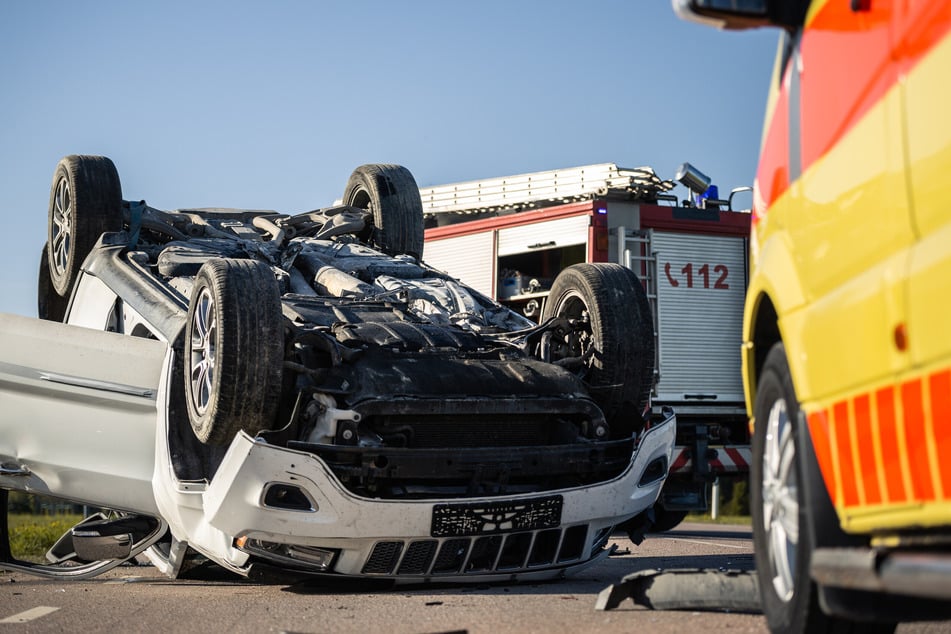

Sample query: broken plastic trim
[596,568,761,613]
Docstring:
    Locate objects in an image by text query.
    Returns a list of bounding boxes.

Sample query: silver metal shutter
[497,215,590,256]
[651,231,747,403]
[423,232,496,297]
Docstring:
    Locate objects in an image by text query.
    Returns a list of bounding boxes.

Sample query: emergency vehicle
[676,0,951,632]
[421,162,753,528]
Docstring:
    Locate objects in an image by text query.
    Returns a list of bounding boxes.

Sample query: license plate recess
[431,495,563,538]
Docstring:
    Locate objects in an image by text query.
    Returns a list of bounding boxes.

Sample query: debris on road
[595,568,761,613]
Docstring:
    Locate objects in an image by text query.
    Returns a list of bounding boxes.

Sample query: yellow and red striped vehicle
[675,1,951,632]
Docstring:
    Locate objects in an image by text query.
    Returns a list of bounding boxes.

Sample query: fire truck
[421,163,752,527]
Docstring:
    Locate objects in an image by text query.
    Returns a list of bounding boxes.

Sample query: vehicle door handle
[0,463,31,476]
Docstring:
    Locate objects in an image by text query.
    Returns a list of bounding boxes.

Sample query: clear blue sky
[0,0,777,317]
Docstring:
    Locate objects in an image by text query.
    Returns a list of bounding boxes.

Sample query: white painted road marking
[669,537,751,550]
[0,606,61,623]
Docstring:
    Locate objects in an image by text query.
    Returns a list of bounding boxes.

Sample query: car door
[786,0,915,404]
[0,312,168,516]
[900,2,951,371]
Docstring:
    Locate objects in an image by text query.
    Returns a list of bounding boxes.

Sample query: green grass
[8,513,84,563]
[685,513,752,525]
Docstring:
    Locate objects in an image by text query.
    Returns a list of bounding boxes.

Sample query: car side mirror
[672,0,777,30]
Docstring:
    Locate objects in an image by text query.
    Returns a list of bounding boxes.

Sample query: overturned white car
[0,155,673,582]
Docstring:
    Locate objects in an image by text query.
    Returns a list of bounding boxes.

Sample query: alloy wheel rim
[189,288,217,414]
[50,176,71,278]
[555,292,592,361]
[762,397,799,602]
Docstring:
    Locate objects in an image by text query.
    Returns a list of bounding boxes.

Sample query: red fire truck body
[422,164,752,517]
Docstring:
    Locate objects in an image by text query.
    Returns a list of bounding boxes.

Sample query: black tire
[342,164,424,259]
[47,155,123,298]
[38,243,69,322]
[184,258,284,446]
[650,505,688,532]
[752,343,893,634]
[541,263,654,433]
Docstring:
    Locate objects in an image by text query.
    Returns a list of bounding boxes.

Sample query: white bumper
[158,410,676,581]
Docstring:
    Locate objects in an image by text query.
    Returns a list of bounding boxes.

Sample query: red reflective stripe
[833,400,860,507]
[754,5,951,212]
[804,369,951,511]
[670,450,690,471]
[894,4,951,71]
[807,409,837,506]
[928,370,951,500]
[724,446,747,467]
[876,386,906,503]
[853,393,881,505]
[901,379,935,502]
[800,2,897,171]
[754,79,791,218]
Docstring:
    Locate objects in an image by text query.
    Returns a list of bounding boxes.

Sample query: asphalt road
[1,523,949,634]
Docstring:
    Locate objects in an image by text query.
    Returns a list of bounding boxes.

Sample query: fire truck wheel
[47,155,124,298]
[342,164,424,260]
[650,505,688,532]
[542,263,654,434]
[185,258,284,446]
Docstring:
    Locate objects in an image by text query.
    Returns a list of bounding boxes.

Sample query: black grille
[432,539,470,574]
[374,415,556,448]
[361,541,403,574]
[293,438,635,500]
[362,525,591,577]
[397,540,438,574]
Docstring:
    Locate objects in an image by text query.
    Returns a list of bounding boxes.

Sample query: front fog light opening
[238,537,338,572]
[261,482,318,511]
[638,456,668,486]
[285,544,337,568]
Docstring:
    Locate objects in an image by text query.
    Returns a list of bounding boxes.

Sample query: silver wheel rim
[762,397,799,602]
[50,176,71,278]
[554,291,593,360]
[189,288,217,415]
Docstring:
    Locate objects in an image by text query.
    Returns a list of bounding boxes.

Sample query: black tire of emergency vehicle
[541,263,654,434]
[342,164,425,260]
[38,243,69,322]
[184,258,284,446]
[46,155,123,297]
[751,343,894,634]
[650,506,688,532]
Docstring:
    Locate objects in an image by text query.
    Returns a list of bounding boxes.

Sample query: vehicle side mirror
[672,0,776,30]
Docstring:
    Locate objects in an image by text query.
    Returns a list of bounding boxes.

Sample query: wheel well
[750,293,780,395]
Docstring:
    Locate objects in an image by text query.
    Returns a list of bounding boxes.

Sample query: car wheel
[541,263,654,434]
[47,155,123,298]
[342,164,424,259]
[38,243,69,322]
[650,505,688,532]
[184,258,284,446]
[751,343,846,633]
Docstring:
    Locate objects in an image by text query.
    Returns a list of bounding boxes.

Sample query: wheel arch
[743,230,806,415]
[743,290,781,415]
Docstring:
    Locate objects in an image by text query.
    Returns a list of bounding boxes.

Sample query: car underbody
[1,157,672,583]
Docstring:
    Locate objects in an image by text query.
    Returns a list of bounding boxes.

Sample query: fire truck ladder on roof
[419,163,675,217]
[616,226,661,393]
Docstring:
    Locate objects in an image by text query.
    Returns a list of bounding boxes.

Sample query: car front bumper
[161,409,676,582]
